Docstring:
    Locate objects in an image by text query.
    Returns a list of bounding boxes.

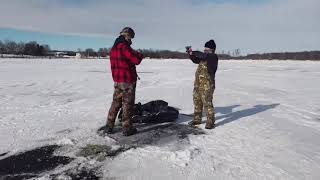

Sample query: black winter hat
[205,40,216,50]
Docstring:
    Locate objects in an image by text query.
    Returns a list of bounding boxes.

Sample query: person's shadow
[178,104,280,127]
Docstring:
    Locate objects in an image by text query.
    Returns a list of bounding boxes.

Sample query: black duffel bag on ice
[118,100,179,124]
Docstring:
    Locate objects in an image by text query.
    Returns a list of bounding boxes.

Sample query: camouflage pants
[193,62,215,125]
[107,82,136,131]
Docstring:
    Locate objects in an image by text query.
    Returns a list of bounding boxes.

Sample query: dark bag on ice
[118,100,179,123]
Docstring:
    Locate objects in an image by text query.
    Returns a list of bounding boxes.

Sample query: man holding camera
[105,27,144,136]
[186,40,218,129]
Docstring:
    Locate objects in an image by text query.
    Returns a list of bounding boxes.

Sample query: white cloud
[0,0,319,54]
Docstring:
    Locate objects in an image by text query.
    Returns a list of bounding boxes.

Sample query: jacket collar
[113,35,131,48]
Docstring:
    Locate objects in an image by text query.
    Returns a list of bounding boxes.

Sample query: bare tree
[234,49,241,57]
[43,44,51,53]
[5,40,18,54]
[98,48,108,58]
[16,42,25,55]
[0,40,4,54]
[84,48,97,57]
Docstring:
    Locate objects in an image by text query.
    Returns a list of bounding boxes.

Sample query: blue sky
[0,28,111,51]
[0,0,319,54]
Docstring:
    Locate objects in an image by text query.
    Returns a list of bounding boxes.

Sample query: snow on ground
[0,58,320,179]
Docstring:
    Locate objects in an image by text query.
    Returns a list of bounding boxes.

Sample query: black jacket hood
[113,35,132,48]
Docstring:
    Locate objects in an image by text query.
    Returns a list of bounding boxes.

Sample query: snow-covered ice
[0,58,320,179]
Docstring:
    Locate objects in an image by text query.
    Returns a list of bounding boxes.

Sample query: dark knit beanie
[205,40,216,50]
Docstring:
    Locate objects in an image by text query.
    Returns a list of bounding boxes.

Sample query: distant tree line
[77,48,109,58]
[216,49,320,60]
[1,40,320,60]
[137,49,188,59]
[238,51,320,61]
[78,48,189,59]
[137,48,241,60]
[76,48,189,59]
[0,40,51,56]
[218,49,241,57]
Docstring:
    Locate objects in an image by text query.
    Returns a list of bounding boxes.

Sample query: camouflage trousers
[106,82,136,131]
[193,62,215,126]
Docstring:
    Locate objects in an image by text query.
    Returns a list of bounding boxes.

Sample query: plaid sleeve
[122,44,143,65]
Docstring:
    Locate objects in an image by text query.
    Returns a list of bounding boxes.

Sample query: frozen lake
[0,58,319,179]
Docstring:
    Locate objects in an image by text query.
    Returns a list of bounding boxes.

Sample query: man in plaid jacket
[105,27,144,136]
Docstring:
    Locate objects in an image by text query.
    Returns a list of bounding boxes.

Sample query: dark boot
[188,120,201,126]
[104,127,113,134]
[205,118,215,129]
[123,127,137,136]
[122,118,137,136]
[104,122,114,134]
[205,123,215,129]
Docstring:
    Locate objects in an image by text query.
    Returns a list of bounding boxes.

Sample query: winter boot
[123,127,137,136]
[205,117,215,129]
[188,120,201,126]
[205,123,215,129]
[104,122,114,134]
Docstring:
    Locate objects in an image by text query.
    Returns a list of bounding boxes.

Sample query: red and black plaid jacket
[110,36,143,83]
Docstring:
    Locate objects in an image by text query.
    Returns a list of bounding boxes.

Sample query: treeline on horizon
[1,40,320,60]
[0,40,51,56]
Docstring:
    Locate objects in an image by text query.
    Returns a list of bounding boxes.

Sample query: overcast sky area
[0,0,319,54]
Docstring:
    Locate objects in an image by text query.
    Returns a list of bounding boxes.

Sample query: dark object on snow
[119,100,179,124]
[0,145,73,179]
